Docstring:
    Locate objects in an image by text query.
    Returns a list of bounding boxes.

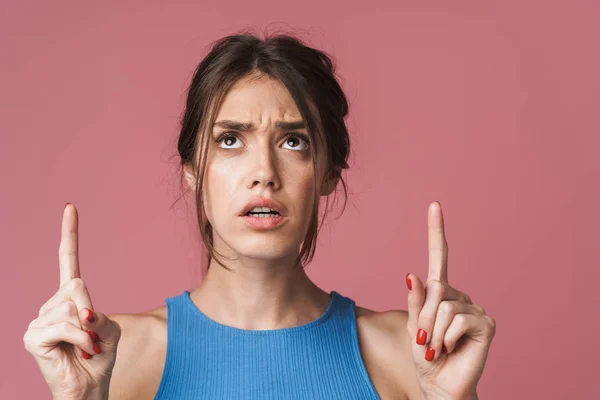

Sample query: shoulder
[354,305,421,400]
[107,306,168,400]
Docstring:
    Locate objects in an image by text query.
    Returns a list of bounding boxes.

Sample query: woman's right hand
[23,204,122,400]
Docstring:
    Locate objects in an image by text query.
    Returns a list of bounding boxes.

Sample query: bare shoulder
[107,306,168,400]
[355,305,421,400]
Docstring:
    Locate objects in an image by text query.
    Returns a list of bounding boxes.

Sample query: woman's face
[189,74,334,262]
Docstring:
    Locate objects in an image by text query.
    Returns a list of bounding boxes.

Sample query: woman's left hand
[405,202,496,400]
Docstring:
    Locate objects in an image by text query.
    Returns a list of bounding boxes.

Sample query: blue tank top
[154,290,381,399]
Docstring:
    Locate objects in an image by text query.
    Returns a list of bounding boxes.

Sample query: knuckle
[428,280,445,295]
[485,315,496,329]
[58,321,72,333]
[432,280,445,291]
[59,240,75,254]
[112,319,123,339]
[68,277,86,292]
[439,300,456,315]
[58,246,73,261]
[454,313,468,327]
[23,330,36,353]
[61,300,77,316]
[23,340,32,354]
[38,303,48,317]
[473,304,486,314]
[462,293,472,304]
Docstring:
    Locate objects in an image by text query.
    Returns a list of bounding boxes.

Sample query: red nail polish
[85,309,95,323]
[442,346,447,354]
[405,273,412,290]
[87,330,99,342]
[425,347,435,361]
[93,342,101,354]
[416,329,427,345]
[82,350,92,359]
[64,202,70,209]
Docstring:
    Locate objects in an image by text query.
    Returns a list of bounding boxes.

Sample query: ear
[320,168,341,196]
[183,163,197,191]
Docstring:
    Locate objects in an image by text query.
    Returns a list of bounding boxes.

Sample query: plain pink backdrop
[2,1,597,399]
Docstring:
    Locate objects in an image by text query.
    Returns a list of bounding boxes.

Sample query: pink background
[2,1,597,399]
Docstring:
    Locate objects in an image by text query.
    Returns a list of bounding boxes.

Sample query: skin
[109,74,420,399]
[38,74,494,399]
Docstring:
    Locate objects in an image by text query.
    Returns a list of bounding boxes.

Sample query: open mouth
[244,211,281,218]
[241,209,286,230]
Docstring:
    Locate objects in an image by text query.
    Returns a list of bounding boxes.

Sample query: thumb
[406,273,426,339]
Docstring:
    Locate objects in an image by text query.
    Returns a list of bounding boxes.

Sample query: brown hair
[175,28,351,272]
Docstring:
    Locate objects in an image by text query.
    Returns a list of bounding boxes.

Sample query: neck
[189,252,331,330]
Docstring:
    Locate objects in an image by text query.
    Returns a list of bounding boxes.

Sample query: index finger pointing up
[427,201,448,284]
[59,203,81,287]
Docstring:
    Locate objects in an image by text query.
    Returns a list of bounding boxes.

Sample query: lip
[238,196,287,217]
[240,214,288,230]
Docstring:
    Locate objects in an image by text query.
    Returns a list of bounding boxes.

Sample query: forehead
[215,75,302,122]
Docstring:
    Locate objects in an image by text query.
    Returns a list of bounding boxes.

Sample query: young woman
[24,32,496,400]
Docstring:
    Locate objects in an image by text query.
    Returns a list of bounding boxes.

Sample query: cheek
[295,169,316,213]
[203,162,239,221]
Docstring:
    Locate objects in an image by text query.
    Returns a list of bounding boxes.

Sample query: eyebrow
[213,120,306,131]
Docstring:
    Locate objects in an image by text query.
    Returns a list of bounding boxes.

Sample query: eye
[215,132,243,149]
[282,134,310,151]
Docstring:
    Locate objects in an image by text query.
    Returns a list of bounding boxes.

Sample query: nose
[247,145,281,190]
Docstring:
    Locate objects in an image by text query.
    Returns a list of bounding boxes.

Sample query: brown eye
[283,134,310,151]
[216,132,242,149]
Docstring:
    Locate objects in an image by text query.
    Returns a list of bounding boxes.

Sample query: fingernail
[82,350,92,359]
[425,346,435,362]
[85,309,95,323]
[93,342,102,354]
[86,330,100,342]
[64,202,70,209]
[442,346,447,354]
[405,273,412,290]
[416,329,427,345]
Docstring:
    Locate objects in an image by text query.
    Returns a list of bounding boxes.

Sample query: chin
[233,236,297,261]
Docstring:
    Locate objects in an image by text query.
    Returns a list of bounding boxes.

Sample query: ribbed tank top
[154,290,381,400]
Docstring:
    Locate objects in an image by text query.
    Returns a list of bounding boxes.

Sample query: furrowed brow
[213,120,254,131]
[213,120,306,131]
[274,121,306,130]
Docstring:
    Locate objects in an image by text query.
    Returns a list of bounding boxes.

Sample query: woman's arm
[107,312,167,400]
[356,307,423,400]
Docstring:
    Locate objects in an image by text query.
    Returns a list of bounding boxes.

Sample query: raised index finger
[59,204,81,287]
[427,201,448,284]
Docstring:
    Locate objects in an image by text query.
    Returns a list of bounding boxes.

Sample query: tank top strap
[323,291,381,398]
[153,291,198,400]
[329,290,357,319]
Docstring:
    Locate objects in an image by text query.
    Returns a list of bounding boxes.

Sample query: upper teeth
[249,206,276,213]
